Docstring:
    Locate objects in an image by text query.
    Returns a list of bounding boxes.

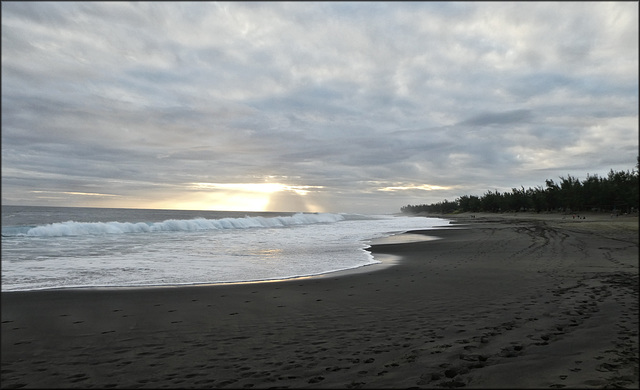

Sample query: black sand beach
[2,213,638,388]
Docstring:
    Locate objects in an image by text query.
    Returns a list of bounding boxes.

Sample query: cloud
[1,2,638,214]
[459,109,533,127]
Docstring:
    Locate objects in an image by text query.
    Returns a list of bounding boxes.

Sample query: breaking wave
[3,213,349,237]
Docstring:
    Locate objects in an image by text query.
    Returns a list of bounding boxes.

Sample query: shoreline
[2,213,638,388]
[1,220,454,294]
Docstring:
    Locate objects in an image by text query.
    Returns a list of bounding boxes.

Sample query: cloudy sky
[2,2,638,214]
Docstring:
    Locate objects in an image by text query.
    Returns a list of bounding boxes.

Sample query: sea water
[1,205,449,292]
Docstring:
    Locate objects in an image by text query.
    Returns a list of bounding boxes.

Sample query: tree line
[401,167,639,215]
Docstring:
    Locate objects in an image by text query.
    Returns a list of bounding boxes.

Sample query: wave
[3,213,349,237]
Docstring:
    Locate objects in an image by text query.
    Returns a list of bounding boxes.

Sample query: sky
[2,2,638,214]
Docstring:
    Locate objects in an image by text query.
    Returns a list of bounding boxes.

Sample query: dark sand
[2,213,638,388]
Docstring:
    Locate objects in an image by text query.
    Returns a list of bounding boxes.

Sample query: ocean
[1,205,449,292]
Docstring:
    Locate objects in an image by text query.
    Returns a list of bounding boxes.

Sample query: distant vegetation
[401,166,639,215]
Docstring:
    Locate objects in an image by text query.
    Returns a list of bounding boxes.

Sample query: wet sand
[2,212,638,388]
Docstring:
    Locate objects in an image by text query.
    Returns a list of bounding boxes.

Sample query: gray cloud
[459,109,533,127]
[2,2,638,213]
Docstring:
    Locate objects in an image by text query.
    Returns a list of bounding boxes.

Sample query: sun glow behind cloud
[147,182,327,212]
[190,182,323,196]
[154,191,271,212]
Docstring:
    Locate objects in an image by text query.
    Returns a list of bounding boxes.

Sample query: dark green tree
[402,164,639,215]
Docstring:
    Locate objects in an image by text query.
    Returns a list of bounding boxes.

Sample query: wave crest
[5,213,347,237]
